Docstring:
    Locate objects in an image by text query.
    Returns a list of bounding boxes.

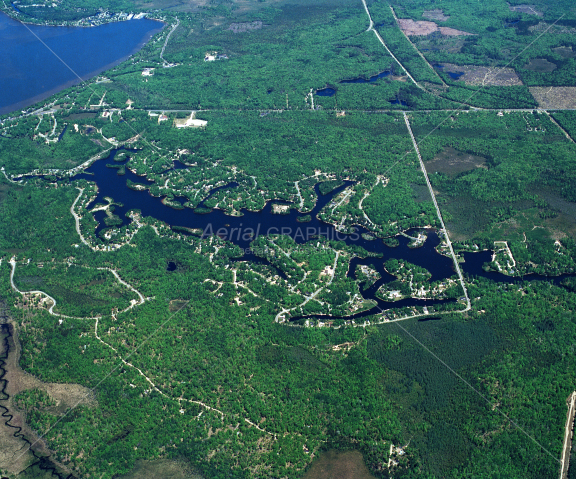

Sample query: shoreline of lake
[0,12,164,116]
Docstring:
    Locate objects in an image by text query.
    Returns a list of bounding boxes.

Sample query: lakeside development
[2,0,576,478]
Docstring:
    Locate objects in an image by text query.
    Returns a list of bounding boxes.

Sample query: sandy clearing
[397,19,473,36]
[530,87,576,109]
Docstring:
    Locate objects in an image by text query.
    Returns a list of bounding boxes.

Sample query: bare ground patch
[397,19,472,37]
[425,147,487,176]
[509,4,543,16]
[422,9,449,22]
[530,87,576,109]
[303,450,376,479]
[440,63,522,86]
[439,26,474,36]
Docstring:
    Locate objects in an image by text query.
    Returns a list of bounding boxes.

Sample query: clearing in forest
[439,63,523,86]
[422,9,449,22]
[524,58,557,72]
[425,147,487,177]
[530,87,576,109]
[397,19,473,36]
[303,450,377,479]
[508,4,543,16]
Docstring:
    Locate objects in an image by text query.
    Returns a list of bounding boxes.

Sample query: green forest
[1,0,576,478]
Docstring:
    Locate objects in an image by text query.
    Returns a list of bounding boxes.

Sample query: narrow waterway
[0,321,74,478]
[43,150,576,321]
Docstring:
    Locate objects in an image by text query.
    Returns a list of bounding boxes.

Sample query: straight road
[403,112,471,312]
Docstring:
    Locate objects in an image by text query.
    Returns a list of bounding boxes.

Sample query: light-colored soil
[397,19,437,36]
[440,63,522,86]
[397,19,472,36]
[530,87,576,109]
[422,9,449,21]
[439,26,474,36]
[509,4,543,16]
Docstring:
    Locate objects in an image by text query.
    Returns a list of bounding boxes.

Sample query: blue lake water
[63,149,458,317]
[448,71,464,80]
[315,87,336,97]
[0,12,163,115]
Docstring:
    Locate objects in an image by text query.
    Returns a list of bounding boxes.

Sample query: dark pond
[315,71,393,97]
[0,12,163,115]
[390,99,408,106]
[51,148,574,322]
[447,71,464,80]
[315,87,336,97]
[57,124,67,142]
[167,261,177,271]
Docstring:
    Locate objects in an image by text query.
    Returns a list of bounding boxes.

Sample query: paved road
[360,0,421,89]
[403,112,471,311]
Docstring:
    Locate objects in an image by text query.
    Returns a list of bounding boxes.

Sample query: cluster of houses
[204,51,228,62]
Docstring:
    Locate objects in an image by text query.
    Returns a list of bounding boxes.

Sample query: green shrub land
[1,0,576,478]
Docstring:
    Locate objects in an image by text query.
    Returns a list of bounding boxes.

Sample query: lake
[34,149,576,322]
[66,150,474,320]
[0,12,163,115]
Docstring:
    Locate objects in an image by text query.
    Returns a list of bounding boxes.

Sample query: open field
[303,450,376,479]
[530,87,576,109]
[509,4,543,16]
[440,64,523,86]
[425,147,487,177]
